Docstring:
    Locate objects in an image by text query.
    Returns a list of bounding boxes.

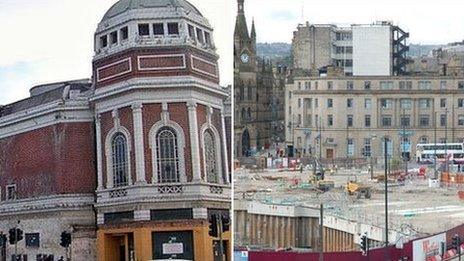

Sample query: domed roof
[102,0,203,21]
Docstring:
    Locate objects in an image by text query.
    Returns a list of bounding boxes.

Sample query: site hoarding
[413,233,446,260]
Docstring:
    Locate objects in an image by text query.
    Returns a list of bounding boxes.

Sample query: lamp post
[370,135,377,180]
[402,109,408,177]
[445,108,449,174]
[384,136,389,261]
[434,110,438,180]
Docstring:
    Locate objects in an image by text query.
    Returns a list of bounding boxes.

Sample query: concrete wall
[0,209,96,260]
[353,25,392,76]
[292,24,334,71]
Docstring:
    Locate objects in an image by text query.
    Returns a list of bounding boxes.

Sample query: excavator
[310,158,334,192]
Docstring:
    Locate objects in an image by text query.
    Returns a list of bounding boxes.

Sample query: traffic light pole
[319,204,323,261]
[14,226,17,261]
[217,214,224,261]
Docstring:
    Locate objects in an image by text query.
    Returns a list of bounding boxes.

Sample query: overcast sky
[0,0,233,104]
[244,0,464,45]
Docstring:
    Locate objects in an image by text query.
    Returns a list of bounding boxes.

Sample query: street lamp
[370,135,377,180]
[402,109,408,178]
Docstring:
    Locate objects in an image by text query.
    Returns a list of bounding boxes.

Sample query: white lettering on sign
[413,233,445,261]
[163,243,184,255]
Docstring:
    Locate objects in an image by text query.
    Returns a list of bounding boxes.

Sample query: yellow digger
[309,158,334,192]
[345,176,372,199]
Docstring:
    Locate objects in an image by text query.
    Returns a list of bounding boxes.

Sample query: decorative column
[95,114,104,191]
[221,109,230,184]
[187,102,202,182]
[132,102,146,184]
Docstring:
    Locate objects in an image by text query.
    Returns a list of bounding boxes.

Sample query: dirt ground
[234,167,464,237]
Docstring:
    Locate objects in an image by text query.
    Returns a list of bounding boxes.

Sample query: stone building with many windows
[0,0,231,260]
[286,75,464,162]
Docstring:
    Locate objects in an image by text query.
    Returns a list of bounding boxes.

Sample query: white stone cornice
[0,106,93,140]
[91,76,227,102]
[95,182,231,208]
[0,194,94,216]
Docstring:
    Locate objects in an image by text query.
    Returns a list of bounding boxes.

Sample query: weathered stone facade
[234,0,286,157]
[286,76,464,161]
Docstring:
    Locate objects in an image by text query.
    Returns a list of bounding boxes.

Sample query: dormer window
[168,22,179,35]
[205,32,211,46]
[100,35,108,48]
[110,31,118,45]
[120,27,128,40]
[153,23,164,36]
[188,24,195,38]
[138,24,150,36]
[196,28,204,43]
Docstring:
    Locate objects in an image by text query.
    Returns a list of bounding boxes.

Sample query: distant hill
[257,42,292,66]
[408,44,444,57]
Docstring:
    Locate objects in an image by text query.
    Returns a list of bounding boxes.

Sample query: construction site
[234,158,464,260]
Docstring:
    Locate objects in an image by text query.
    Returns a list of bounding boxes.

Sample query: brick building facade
[0,0,230,260]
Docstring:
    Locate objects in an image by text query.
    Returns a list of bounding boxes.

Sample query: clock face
[241,53,249,64]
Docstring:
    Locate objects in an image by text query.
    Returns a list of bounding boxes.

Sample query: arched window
[156,127,180,183]
[204,129,219,183]
[112,133,129,187]
[241,108,246,120]
[247,108,251,118]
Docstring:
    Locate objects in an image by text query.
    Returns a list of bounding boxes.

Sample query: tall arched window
[156,127,180,183]
[204,129,219,183]
[112,133,129,187]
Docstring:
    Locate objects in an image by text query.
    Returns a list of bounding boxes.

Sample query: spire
[234,0,249,40]
[251,17,256,40]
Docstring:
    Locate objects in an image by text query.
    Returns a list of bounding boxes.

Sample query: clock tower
[234,0,261,157]
[234,0,257,72]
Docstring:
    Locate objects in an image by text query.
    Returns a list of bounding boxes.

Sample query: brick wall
[100,107,135,186]
[100,103,194,185]
[0,122,96,199]
[142,103,192,182]
[93,47,220,88]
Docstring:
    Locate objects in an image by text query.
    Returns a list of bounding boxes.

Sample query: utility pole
[218,214,225,261]
[346,124,350,168]
[445,108,448,174]
[14,220,20,261]
[384,138,389,261]
[319,204,324,261]
[434,111,438,179]
[319,117,323,162]
[402,109,408,177]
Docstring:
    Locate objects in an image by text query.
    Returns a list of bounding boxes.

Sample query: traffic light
[208,214,218,237]
[0,234,6,246]
[452,234,461,249]
[360,234,368,254]
[8,228,16,245]
[222,215,230,232]
[60,231,71,248]
[16,229,23,242]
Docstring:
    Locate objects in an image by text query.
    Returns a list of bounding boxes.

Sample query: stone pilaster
[188,102,202,182]
[221,110,230,184]
[95,114,104,190]
[132,102,147,184]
